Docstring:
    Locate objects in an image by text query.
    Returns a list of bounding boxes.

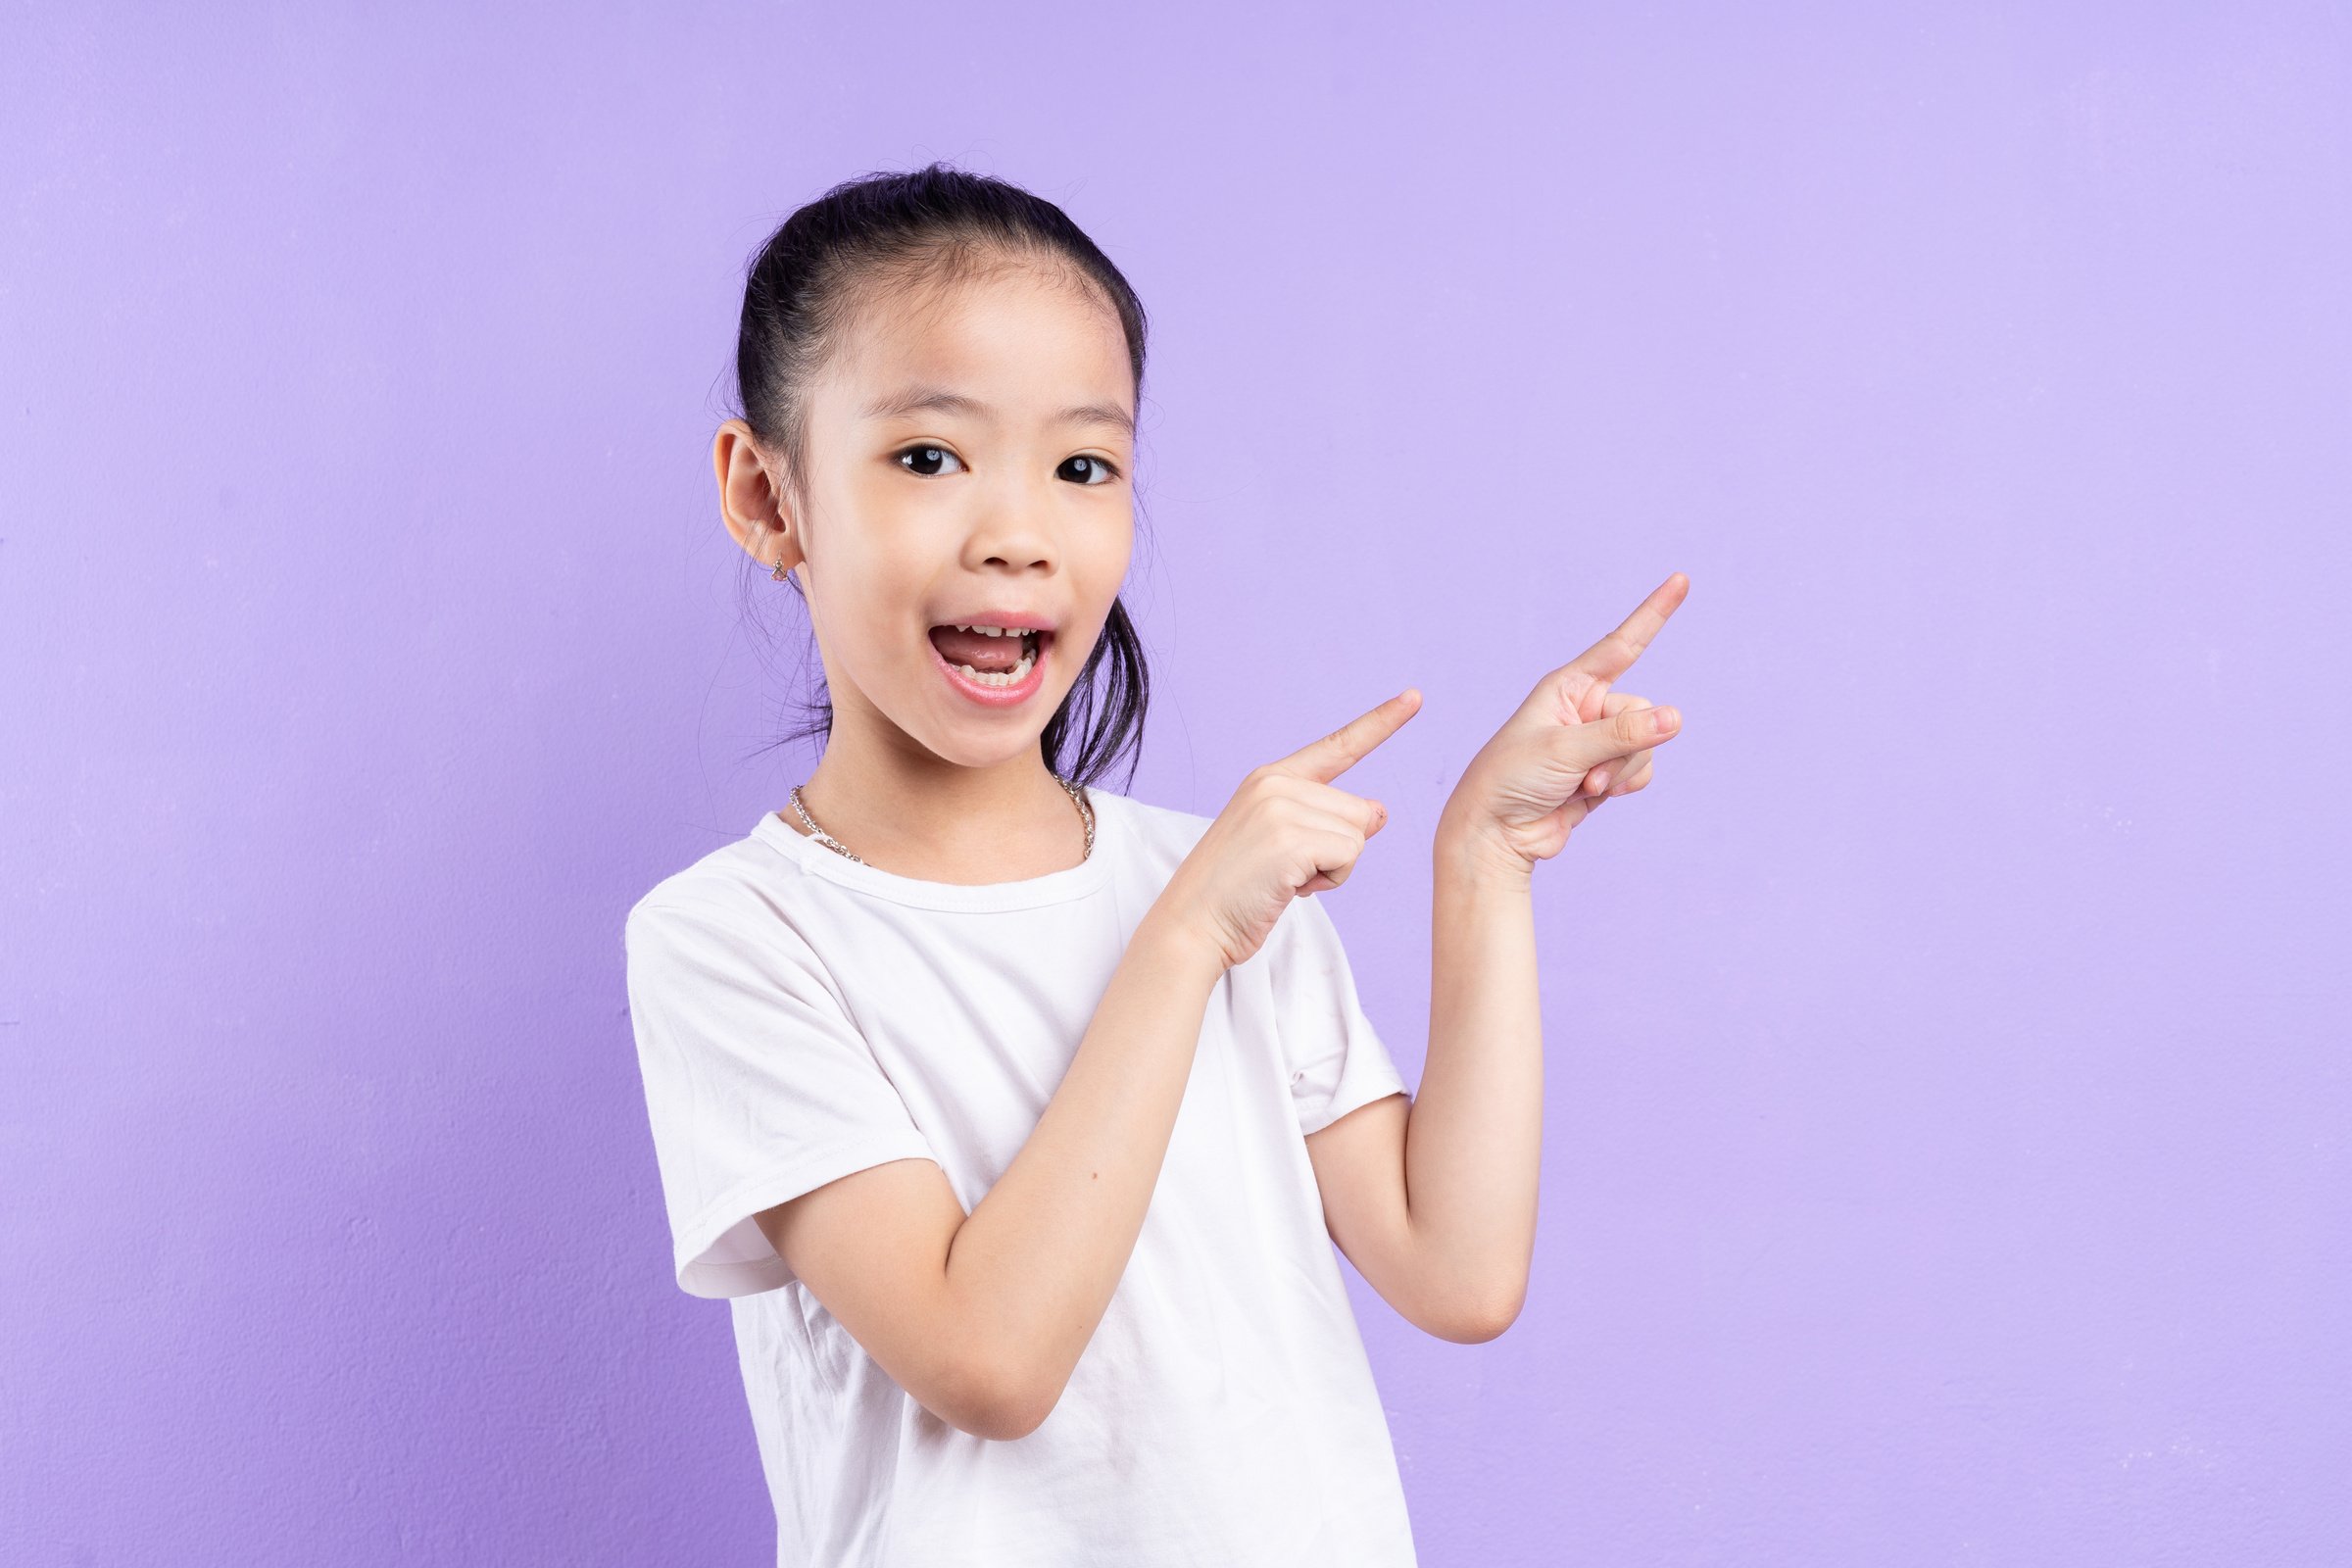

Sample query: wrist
[1435,808,1535,891]
[1133,903,1232,987]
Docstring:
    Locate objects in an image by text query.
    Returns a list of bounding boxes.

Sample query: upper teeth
[953,624,1032,637]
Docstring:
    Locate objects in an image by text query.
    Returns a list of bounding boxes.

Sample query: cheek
[813,492,932,643]
[1084,510,1137,589]
[806,559,924,679]
[1064,524,1135,662]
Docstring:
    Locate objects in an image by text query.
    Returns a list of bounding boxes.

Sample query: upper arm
[623,900,1030,1436]
[1302,1091,1420,1325]
[1304,1090,1504,1345]
[1266,896,1492,1341]
[753,1160,1034,1441]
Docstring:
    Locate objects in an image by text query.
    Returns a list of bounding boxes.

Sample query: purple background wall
[5,2,2345,1563]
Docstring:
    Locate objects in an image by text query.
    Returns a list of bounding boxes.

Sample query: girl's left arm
[1303,573,1690,1343]
[1304,830,1546,1344]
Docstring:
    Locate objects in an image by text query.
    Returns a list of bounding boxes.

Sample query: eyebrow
[858,384,1135,437]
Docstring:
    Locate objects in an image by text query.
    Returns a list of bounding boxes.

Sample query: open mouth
[926,622,1050,696]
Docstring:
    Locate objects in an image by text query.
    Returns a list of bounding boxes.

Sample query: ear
[713,418,801,578]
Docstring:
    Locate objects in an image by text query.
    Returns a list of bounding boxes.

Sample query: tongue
[929,625,1024,673]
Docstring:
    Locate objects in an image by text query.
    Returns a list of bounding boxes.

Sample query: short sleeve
[622,898,939,1299]
[1268,893,1412,1136]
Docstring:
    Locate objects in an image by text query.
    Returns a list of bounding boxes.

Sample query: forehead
[822,260,1134,412]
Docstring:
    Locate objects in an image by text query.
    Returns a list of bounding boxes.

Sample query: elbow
[971,1385,1053,1444]
[1426,1281,1527,1345]
[948,1353,1062,1443]
[1452,1300,1523,1345]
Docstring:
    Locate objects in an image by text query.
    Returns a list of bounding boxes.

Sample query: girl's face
[773,263,1137,772]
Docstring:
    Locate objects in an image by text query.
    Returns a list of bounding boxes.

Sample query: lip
[926,623,1052,709]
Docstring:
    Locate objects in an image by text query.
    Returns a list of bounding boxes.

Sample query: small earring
[771,527,791,581]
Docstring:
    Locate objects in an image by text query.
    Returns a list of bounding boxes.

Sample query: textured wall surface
[4,2,2345,1563]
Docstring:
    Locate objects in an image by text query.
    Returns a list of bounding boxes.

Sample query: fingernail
[1651,707,1679,733]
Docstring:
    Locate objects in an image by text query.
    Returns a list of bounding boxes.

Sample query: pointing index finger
[1568,571,1688,682]
[1273,688,1423,785]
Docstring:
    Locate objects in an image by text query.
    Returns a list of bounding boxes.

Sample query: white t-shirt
[621,785,1418,1566]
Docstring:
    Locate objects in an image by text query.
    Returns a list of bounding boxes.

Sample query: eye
[897,445,964,477]
[1058,455,1120,486]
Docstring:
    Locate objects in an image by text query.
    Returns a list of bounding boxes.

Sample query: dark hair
[733,162,1152,790]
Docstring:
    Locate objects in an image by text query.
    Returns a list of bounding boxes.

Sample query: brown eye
[1058,455,1117,486]
[898,446,963,477]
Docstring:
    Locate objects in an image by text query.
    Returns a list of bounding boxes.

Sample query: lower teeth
[955,644,1036,687]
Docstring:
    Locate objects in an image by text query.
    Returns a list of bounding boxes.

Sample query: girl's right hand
[1153,689,1424,973]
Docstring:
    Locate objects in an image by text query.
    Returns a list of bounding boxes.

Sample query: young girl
[623,163,1687,1566]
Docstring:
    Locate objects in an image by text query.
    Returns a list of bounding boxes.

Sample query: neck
[788,723,1088,885]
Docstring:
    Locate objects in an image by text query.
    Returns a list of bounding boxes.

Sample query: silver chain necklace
[786,774,1095,867]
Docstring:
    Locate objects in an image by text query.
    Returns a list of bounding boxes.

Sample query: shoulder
[623,823,820,962]
[622,867,858,1029]
[1089,786,1213,869]
[1090,785,1211,840]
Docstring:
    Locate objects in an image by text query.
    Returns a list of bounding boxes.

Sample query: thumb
[1555,702,1680,770]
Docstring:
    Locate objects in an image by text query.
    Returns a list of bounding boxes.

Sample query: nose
[962,469,1060,574]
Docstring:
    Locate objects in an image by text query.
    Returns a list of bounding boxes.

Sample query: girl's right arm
[755,690,1422,1441]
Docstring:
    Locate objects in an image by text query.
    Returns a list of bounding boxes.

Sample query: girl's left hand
[1439,572,1690,871]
